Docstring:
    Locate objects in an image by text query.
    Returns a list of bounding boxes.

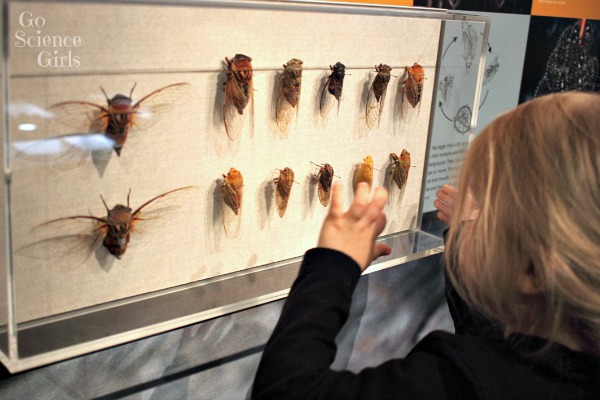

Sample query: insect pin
[320,62,346,117]
[221,167,244,238]
[353,155,375,192]
[50,82,190,156]
[311,162,335,207]
[26,186,196,261]
[366,64,393,129]
[223,54,254,140]
[276,58,303,132]
[273,167,296,218]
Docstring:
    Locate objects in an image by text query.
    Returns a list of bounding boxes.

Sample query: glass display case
[0,0,489,372]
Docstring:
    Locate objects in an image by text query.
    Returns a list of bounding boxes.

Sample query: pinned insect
[402,63,425,109]
[50,82,190,156]
[354,155,374,192]
[390,150,411,191]
[223,54,254,140]
[366,64,393,129]
[24,186,196,261]
[273,167,295,218]
[320,62,346,117]
[221,167,244,238]
[311,162,335,207]
[276,58,303,132]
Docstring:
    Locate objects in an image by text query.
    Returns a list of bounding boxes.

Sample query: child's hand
[434,184,479,225]
[317,182,391,271]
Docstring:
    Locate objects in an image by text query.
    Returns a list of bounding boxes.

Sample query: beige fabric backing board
[6,1,441,322]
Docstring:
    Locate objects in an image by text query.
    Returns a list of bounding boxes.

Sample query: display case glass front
[0,0,488,371]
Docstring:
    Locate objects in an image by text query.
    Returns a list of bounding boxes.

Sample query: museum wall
[1,0,599,399]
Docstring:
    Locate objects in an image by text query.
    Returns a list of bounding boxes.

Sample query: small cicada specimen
[320,62,346,117]
[312,162,335,207]
[23,186,196,261]
[50,82,190,157]
[273,167,295,218]
[221,167,244,238]
[366,64,392,129]
[276,58,303,132]
[403,63,425,109]
[354,155,374,192]
[390,150,411,191]
[223,54,254,140]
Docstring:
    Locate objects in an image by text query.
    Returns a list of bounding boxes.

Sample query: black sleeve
[251,248,476,400]
[442,229,504,338]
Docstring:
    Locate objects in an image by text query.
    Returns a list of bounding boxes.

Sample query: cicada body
[50,82,190,157]
[24,186,196,261]
[312,163,335,207]
[221,167,244,238]
[320,62,346,117]
[276,59,303,132]
[366,64,392,129]
[390,150,411,191]
[273,167,295,218]
[223,54,254,140]
[354,155,374,192]
[403,63,425,109]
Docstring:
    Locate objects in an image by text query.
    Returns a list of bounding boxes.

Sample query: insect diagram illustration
[366,64,393,129]
[320,62,346,117]
[273,167,295,218]
[353,155,374,192]
[220,167,244,238]
[276,58,303,132]
[389,150,411,194]
[50,82,190,157]
[223,54,254,140]
[22,186,196,262]
[311,162,335,207]
[461,22,478,75]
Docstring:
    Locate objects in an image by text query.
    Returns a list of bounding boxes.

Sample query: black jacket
[252,248,600,399]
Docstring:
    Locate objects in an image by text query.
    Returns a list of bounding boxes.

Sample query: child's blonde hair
[445,92,600,355]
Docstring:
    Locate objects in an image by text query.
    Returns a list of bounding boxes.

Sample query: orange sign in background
[532,0,600,20]
[330,0,413,6]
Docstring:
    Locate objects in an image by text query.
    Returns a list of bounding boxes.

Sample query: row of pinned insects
[24,56,424,160]
[20,151,411,261]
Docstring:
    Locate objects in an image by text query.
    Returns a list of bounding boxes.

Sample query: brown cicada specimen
[223,54,254,140]
[402,63,425,109]
[390,150,411,191]
[353,155,374,192]
[276,58,303,132]
[24,186,196,261]
[320,62,346,117]
[312,162,335,207]
[221,167,244,238]
[273,167,295,218]
[366,64,393,129]
[49,83,190,157]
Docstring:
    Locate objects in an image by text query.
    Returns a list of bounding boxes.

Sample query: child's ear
[517,262,545,295]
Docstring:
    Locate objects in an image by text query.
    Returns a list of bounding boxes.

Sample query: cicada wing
[49,101,108,133]
[223,80,247,140]
[319,77,335,118]
[317,180,332,207]
[131,186,198,235]
[17,216,107,265]
[221,183,242,239]
[274,174,294,218]
[276,93,295,133]
[365,84,387,129]
[401,79,419,122]
[132,82,191,131]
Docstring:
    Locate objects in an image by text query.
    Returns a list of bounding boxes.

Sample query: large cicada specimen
[276,58,303,132]
[312,162,335,207]
[223,54,254,140]
[366,64,392,129]
[221,167,244,238]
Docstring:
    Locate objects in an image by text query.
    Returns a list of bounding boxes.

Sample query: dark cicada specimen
[312,162,335,207]
[49,83,190,156]
[320,62,346,117]
[366,64,393,128]
[390,150,411,191]
[273,167,295,218]
[276,59,303,132]
[223,54,254,140]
